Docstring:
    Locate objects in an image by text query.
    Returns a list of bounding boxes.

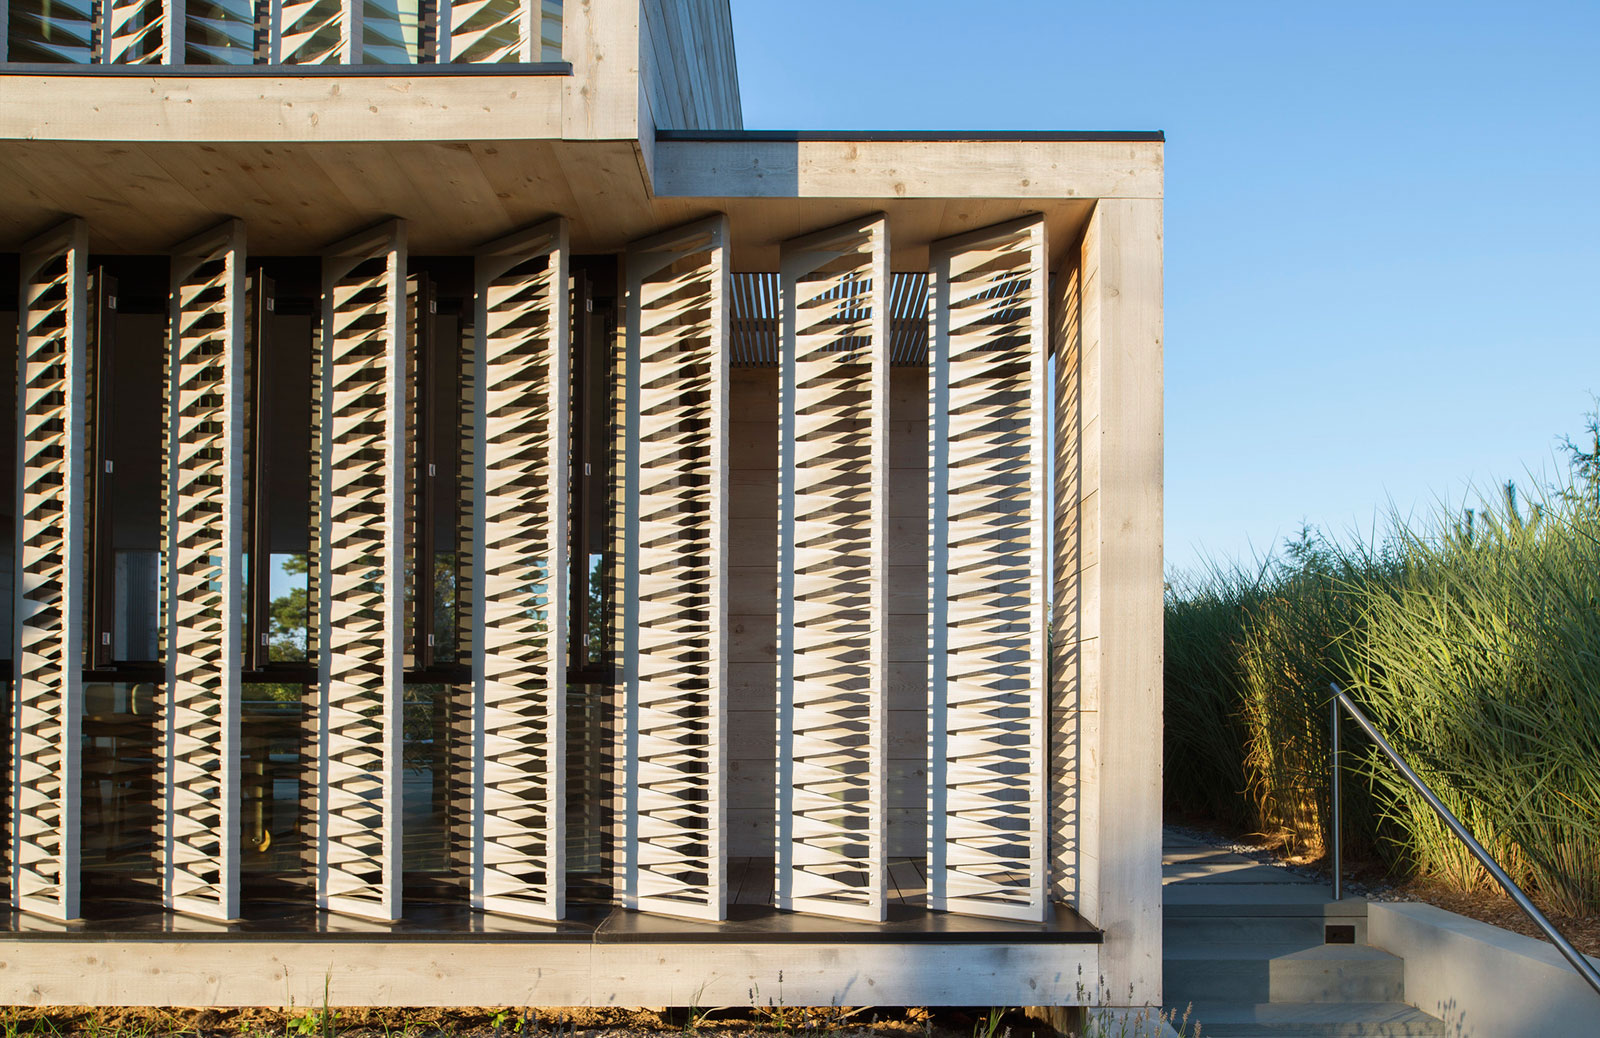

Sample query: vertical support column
[469,218,569,920]
[619,215,729,921]
[11,218,89,921]
[1078,199,1164,1003]
[317,219,406,921]
[774,214,889,921]
[927,214,1050,922]
[161,218,247,921]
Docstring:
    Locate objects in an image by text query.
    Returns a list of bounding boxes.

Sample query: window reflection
[81,682,160,897]
[402,683,468,888]
[7,0,96,63]
[363,0,423,63]
[185,0,258,63]
[241,682,311,884]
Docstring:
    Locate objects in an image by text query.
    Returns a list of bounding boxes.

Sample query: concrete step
[1164,916,1368,946]
[1164,941,1404,1005]
[1179,1001,1444,1037]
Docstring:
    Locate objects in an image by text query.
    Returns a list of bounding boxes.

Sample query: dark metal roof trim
[658,129,1165,143]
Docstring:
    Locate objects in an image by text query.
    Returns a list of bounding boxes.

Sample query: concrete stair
[1161,829,1443,1038]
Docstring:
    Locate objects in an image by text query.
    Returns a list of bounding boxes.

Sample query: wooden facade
[0,0,1163,1011]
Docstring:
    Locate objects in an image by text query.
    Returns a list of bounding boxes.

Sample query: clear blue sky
[731,1,1600,577]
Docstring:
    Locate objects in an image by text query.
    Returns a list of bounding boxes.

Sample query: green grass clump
[1166,414,1600,914]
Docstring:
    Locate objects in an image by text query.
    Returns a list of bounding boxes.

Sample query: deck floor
[1,858,1095,945]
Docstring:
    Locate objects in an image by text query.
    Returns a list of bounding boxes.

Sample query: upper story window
[1,0,562,64]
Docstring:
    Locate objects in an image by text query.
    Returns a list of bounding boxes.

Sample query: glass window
[240,682,312,886]
[81,681,161,900]
[184,0,259,64]
[364,0,423,63]
[7,0,96,63]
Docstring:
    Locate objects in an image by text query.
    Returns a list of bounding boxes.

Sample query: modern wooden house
[0,0,1164,1012]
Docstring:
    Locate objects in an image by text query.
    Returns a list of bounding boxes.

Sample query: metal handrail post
[1330,690,1342,901]
[1330,683,1600,1000]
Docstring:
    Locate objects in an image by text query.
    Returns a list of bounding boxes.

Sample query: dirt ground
[0,1006,1068,1038]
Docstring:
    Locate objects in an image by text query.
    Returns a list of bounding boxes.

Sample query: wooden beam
[470,218,570,920]
[11,217,90,922]
[653,139,1164,201]
[161,218,247,922]
[774,213,890,922]
[316,218,407,921]
[0,936,1101,1007]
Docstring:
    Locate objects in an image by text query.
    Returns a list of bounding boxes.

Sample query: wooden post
[1074,198,1164,1005]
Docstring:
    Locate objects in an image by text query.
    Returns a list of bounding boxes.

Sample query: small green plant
[973,1007,1007,1038]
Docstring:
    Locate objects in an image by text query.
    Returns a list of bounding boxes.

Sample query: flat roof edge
[657,129,1165,143]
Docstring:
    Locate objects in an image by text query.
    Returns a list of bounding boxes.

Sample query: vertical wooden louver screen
[161,219,246,921]
[103,0,165,63]
[10,219,89,921]
[272,0,350,62]
[619,215,729,921]
[470,219,569,920]
[774,214,890,921]
[316,220,406,920]
[437,0,544,62]
[927,215,1050,922]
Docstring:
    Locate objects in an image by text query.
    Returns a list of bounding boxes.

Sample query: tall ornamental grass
[1166,448,1600,914]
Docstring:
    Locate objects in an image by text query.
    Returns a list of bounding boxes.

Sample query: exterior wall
[639,0,742,131]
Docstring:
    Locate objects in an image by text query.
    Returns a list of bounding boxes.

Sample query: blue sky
[731,1,1600,576]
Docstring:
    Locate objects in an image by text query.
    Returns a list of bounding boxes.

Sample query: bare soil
[0,1006,1060,1038]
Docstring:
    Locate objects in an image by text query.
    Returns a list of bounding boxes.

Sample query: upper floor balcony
[3,0,564,67]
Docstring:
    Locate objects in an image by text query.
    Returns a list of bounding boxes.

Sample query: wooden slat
[619,214,730,921]
[774,213,891,921]
[161,218,246,921]
[470,218,569,920]
[927,215,1050,922]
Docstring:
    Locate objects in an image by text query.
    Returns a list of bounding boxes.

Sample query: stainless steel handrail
[1328,682,1600,999]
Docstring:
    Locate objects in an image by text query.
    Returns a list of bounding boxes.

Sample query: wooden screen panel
[273,0,349,62]
[316,220,406,920]
[774,214,890,921]
[927,215,1050,922]
[103,0,165,63]
[438,0,537,63]
[470,219,569,920]
[161,219,246,920]
[10,219,89,921]
[620,215,729,921]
